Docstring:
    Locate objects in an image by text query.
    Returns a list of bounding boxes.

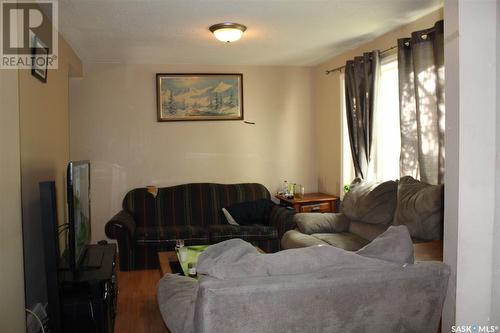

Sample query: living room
[1,0,499,332]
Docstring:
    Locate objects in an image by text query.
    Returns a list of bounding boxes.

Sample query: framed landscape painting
[156,73,243,121]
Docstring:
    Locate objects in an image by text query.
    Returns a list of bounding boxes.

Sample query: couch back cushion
[392,176,444,241]
[356,225,415,264]
[122,188,156,229]
[198,239,395,280]
[155,183,271,227]
[342,178,398,225]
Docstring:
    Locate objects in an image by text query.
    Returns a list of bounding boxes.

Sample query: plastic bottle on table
[282,180,288,195]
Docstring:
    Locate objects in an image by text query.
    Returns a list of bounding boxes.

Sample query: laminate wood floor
[115,268,170,333]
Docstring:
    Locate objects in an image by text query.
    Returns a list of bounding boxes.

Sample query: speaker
[39,181,62,333]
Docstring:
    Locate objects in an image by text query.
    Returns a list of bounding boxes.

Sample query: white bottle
[283,180,288,195]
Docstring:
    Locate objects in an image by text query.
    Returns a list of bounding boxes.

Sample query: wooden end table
[276,192,339,213]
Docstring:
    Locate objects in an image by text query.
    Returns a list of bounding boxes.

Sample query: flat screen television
[66,160,91,271]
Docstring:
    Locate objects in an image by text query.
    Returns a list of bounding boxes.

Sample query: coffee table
[158,250,187,277]
[158,245,263,277]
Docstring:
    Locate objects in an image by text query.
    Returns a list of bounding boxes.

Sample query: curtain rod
[324,23,439,75]
[324,45,397,75]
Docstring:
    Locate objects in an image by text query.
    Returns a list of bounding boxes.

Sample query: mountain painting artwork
[156,73,243,121]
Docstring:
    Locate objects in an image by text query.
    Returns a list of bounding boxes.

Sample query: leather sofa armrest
[105,210,137,271]
[105,210,136,240]
[294,213,350,235]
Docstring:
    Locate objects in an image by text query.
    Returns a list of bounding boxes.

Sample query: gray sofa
[157,230,449,333]
[281,176,444,250]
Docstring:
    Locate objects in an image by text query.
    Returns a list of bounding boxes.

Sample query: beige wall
[0,68,25,333]
[20,35,82,232]
[19,35,82,309]
[312,8,443,196]
[70,64,317,242]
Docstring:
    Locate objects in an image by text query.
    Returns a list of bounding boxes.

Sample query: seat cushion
[136,226,209,244]
[208,224,277,243]
[348,221,389,242]
[281,229,330,249]
[310,232,370,251]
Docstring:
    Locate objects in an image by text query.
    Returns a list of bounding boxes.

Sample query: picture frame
[31,36,49,83]
[156,73,243,121]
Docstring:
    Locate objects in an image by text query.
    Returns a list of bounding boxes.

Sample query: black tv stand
[59,243,117,333]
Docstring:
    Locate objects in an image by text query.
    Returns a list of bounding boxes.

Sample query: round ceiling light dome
[209,23,247,43]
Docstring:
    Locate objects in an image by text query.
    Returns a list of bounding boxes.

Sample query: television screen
[67,161,91,270]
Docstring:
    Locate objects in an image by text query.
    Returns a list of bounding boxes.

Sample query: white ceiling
[58,0,442,66]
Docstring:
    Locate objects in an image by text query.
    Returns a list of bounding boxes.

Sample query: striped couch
[105,183,296,270]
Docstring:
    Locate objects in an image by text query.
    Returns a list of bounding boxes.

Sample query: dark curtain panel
[398,20,445,184]
[344,50,381,179]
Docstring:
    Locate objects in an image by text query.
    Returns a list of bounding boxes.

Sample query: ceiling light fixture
[209,23,247,43]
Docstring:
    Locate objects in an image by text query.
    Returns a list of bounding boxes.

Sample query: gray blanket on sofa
[157,227,449,333]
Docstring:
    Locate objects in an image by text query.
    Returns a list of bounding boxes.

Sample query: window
[341,54,400,190]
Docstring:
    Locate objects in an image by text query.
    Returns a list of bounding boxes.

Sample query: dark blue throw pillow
[224,199,275,225]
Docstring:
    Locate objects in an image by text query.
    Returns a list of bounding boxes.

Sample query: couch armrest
[268,205,297,239]
[294,213,350,235]
[105,210,136,239]
[105,210,137,271]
